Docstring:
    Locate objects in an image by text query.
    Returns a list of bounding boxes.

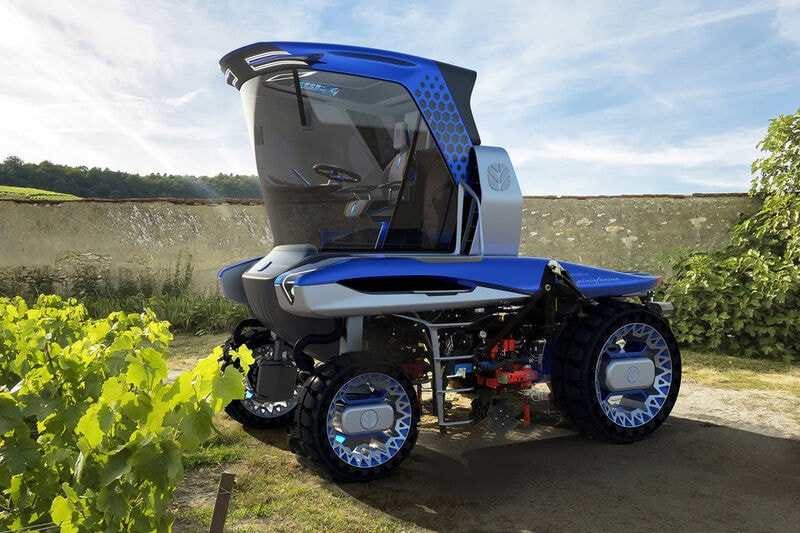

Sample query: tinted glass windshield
[241,69,458,252]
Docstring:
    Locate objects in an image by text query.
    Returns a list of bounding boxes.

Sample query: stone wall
[519,194,758,275]
[0,199,271,293]
[0,194,759,292]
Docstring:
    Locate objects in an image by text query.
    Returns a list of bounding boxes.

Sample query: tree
[735,110,800,262]
[0,156,27,187]
[666,108,800,361]
[0,157,261,199]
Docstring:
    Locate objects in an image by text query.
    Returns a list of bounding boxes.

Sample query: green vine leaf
[0,295,242,531]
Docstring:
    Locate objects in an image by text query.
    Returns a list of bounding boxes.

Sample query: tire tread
[551,300,681,443]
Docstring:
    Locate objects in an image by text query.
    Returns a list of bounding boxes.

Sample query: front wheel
[550,301,681,443]
[291,353,420,482]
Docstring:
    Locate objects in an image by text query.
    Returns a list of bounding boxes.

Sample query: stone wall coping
[0,192,751,206]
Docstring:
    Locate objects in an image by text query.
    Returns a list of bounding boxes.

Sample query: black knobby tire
[550,300,681,443]
[223,328,300,429]
[225,389,298,429]
[291,353,420,482]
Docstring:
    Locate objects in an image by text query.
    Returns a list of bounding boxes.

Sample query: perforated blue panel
[412,73,472,183]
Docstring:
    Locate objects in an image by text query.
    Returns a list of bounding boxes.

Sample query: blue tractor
[216,42,681,481]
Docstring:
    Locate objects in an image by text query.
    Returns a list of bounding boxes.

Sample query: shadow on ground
[333,417,800,532]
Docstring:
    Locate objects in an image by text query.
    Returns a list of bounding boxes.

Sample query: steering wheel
[312,164,362,183]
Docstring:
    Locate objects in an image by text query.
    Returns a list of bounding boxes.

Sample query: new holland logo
[488,163,511,192]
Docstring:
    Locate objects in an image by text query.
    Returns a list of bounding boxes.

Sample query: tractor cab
[220,42,522,257]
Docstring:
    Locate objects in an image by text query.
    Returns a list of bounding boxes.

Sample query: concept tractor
[216,42,681,482]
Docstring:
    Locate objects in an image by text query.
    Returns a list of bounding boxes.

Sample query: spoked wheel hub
[551,301,681,443]
[240,381,301,419]
[221,330,301,429]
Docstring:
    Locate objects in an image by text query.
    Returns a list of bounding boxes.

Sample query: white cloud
[774,0,800,47]
[511,129,762,168]
[0,0,797,195]
[0,0,248,174]
[508,128,761,195]
[161,89,206,108]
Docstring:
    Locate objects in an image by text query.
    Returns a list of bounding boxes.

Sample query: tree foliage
[0,156,261,200]
[0,295,252,531]
[666,108,800,361]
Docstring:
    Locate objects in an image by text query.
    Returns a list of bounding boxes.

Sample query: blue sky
[1,0,799,196]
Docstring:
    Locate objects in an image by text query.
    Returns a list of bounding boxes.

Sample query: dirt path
[170,335,799,532]
[340,383,800,532]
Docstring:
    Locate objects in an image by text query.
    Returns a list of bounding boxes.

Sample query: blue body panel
[284,256,660,299]
[559,261,660,298]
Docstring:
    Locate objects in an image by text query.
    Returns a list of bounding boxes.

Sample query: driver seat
[381,121,411,202]
[344,122,411,219]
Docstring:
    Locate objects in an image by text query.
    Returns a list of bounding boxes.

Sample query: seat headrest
[393,122,410,151]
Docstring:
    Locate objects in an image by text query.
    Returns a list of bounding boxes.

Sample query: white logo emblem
[488,163,511,191]
[360,409,379,430]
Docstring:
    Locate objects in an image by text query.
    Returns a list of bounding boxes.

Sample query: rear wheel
[224,378,300,429]
[291,353,419,481]
[221,327,300,429]
[551,301,681,443]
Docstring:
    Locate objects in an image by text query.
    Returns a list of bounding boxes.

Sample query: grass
[182,427,248,469]
[170,334,800,532]
[173,414,409,532]
[1,256,250,334]
[169,331,229,374]
[169,333,412,532]
[0,184,80,200]
[682,349,800,395]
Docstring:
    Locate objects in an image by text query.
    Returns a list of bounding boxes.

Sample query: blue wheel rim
[594,322,674,428]
[326,372,413,469]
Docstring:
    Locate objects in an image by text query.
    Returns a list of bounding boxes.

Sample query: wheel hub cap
[595,322,673,428]
[327,372,412,468]
[338,403,396,434]
[603,357,656,391]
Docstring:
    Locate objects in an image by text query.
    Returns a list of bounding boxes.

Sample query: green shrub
[1,255,250,334]
[146,293,250,334]
[666,108,800,361]
[0,295,252,531]
[0,266,56,302]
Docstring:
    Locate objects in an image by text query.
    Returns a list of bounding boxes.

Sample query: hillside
[0,156,261,200]
[0,185,80,201]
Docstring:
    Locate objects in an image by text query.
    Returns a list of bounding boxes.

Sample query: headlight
[279,269,313,304]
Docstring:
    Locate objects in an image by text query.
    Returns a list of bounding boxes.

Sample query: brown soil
[174,365,800,532]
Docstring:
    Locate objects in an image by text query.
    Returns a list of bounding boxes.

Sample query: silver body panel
[284,282,529,319]
[240,244,339,359]
[471,146,523,256]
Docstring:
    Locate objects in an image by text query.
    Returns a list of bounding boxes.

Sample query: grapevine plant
[0,295,252,531]
[666,108,800,361]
